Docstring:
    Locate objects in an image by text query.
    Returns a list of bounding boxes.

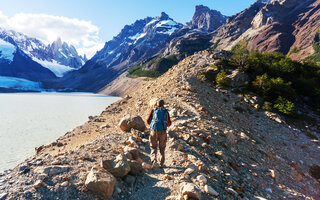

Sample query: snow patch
[155,20,178,28]
[128,33,142,40]
[146,19,157,27]
[136,32,147,41]
[32,57,74,77]
[0,76,42,91]
[0,39,16,62]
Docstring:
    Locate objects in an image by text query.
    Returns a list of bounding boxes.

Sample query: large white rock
[85,165,116,199]
[181,182,201,200]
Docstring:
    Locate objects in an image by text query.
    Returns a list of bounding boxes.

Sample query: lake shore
[0,93,120,172]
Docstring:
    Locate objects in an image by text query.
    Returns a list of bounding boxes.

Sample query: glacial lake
[0,92,120,172]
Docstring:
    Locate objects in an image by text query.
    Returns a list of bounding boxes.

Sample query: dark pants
[149,130,167,165]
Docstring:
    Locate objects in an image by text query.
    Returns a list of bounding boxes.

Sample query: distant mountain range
[1,0,319,92]
[57,6,227,92]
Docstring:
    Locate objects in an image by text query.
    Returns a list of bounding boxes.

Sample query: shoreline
[0,92,121,173]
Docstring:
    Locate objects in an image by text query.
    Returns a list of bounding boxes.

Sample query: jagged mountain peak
[157,12,170,21]
[188,5,227,32]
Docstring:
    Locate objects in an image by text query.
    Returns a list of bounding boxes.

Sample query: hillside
[1,50,319,200]
[211,0,320,60]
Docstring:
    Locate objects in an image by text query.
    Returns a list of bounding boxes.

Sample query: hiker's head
[157,99,164,107]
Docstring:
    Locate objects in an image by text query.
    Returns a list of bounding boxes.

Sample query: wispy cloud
[0,11,103,58]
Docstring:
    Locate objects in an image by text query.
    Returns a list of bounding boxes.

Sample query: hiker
[147,99,172,167]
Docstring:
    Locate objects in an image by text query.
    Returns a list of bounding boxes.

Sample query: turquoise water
[0,93,120,172]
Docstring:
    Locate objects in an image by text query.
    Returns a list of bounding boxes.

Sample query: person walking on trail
[147,99,172,168]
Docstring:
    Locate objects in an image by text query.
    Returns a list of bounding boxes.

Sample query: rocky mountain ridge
[0,49,319,200]
[58,6,227,92]
[211,0,320,60]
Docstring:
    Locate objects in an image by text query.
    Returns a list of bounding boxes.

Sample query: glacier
[0,39,16,62]
[32,58,74,77]
[0,76,42,91]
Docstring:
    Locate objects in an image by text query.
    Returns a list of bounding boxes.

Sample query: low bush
[273,96,295,115]
[216,70,228,87]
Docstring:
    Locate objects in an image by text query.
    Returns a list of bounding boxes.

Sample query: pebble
[204,185,219,196]
[196,175,207,184]
[33,180,43,189]
[60,181,68,187]
[226,187,238,196]
[114,186,122,194]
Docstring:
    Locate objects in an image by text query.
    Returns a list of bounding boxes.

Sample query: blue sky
[0,0,256,57]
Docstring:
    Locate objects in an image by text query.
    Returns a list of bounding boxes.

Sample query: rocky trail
[0,50,320,200]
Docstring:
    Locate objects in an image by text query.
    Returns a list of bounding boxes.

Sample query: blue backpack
[150,108,168,131]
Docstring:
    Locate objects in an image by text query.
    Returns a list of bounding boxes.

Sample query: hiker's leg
[159,130,167,166]
[149,130,158,163]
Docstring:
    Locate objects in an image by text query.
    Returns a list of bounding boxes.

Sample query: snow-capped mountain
[0,28,87,77]
[0,37,56,84]
[59,12,184,91]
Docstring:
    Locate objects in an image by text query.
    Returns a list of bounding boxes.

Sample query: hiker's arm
[167,111,172,127]
[147,109,154,125]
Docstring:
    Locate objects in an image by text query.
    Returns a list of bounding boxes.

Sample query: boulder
[101,154,130,178]
[85,165,116,199]
[119,116,146,132]
[227,70,249,87]
[128,160,143,176]
[181,182,201,200]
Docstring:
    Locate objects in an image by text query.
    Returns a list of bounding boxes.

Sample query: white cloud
[0,11,103,58]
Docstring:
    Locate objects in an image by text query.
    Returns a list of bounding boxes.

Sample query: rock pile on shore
[0,50,319,200]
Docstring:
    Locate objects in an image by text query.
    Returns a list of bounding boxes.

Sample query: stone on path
[101,154,130,178]
[181,182,201,200]
[85,165,116,199]
[33,180,43,189]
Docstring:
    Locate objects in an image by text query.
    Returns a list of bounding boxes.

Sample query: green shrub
[273,96,295,115]
[252,73,268,89]
[216,70,228,87]
[263,77,296,101]
[128,65,161,78]
[262,101,273,111]
[231,40,249,55]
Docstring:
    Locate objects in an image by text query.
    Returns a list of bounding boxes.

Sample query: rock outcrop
[211,0,320,60]
[85,165,117,199]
